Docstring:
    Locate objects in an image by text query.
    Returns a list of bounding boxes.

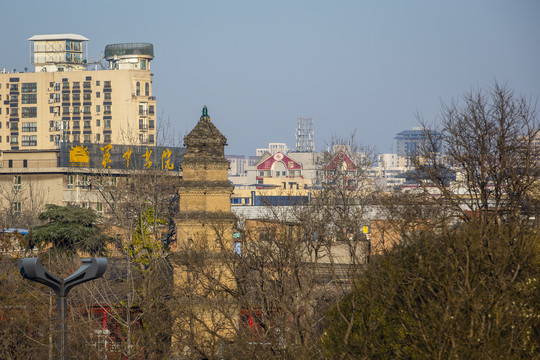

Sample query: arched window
[136,82,140,96]
[145,82,149,96]
[272,161,287,177]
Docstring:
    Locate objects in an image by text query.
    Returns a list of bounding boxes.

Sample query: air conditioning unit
[96,112,100,115]
[48,99,53,103]
[48,88,53,91]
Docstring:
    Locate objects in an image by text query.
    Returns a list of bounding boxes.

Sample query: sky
[1,0,539,155]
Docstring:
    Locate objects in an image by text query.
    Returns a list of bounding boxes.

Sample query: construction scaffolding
[295,117,315,152]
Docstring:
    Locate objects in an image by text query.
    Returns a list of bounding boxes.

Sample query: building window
[21,94,37,104]
[10,136,18,145]
[21,135,37,146]
[63,120,69,130]
[73,121,80,129]
[83,93,91,101]
[63,106,70,115]
[10,108,19,116]
[104,92,111,100]
[97,202,103,215]
[62,93,70,101]
[22,122,37,132]
[12,202,21,213]
[67,175,74,189]
[84,134,91,143]
[21,107,37,118]
[72,106,80,115]
[10,122,18,131]
[96,133,101,142]
[104,105,111,114]
[84,106,91,114]
[104,134,111,143]
[96,91,100,98]
[145,82,149,96]
[149,105,155,115]
[21,83,37,93]
[96,80,100,86]
[13,176,21,190]
[104,81,111,88]
[54,93,60,102]
[104,119,111,129]
[96,105,100,113]
[84,120,91,129]
[73,134,80,143]
[139,103,147,115]
[139,118,146,129]
[8,160,13,168]
[149,134,154,144]
[49,121,60,131]
[23,160,27,168]
[96,119,100,127]
[136,82,140,96]
[83,81,91,89]
[72,93,80,101]
[54,82,61,91]
[73,82,80,89]
[149,119,154,129]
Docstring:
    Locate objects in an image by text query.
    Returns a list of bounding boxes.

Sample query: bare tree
[322,82,540,359]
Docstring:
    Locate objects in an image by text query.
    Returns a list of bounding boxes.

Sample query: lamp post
[18,257,107,360]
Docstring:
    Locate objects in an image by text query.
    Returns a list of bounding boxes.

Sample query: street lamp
[18,257,107,360]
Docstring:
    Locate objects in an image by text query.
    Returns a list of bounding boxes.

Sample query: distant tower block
[295,117,315,152]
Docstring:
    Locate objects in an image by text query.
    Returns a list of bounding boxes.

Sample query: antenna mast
[295,117,314,152]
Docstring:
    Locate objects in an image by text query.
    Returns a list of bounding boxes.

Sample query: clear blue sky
[1,0,539,155]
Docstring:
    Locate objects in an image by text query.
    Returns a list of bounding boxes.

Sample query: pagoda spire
[201,105,209,121]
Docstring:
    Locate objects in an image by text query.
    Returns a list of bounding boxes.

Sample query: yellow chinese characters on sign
[69,145,89,166]
[123,148,133,168]
[161,148,174,170]
[142,148,153,168]
[100,144,113,169]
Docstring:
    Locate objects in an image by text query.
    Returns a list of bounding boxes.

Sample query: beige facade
[0,69,156,151]
[0,150,105,228]
[0,34,156,154]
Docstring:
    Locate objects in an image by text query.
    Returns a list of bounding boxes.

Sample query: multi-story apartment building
[394,127,441,168]
[0,34,156,152]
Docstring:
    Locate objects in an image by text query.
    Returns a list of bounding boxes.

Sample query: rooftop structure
[28,33,89,72]
[104,43,154,70]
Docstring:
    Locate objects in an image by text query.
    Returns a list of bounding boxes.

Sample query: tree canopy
[29,204,111,255]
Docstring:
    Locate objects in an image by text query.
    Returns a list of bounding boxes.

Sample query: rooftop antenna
[295,117,314,152]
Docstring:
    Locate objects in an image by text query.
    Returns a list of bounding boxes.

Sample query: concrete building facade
[0,34,156,154]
